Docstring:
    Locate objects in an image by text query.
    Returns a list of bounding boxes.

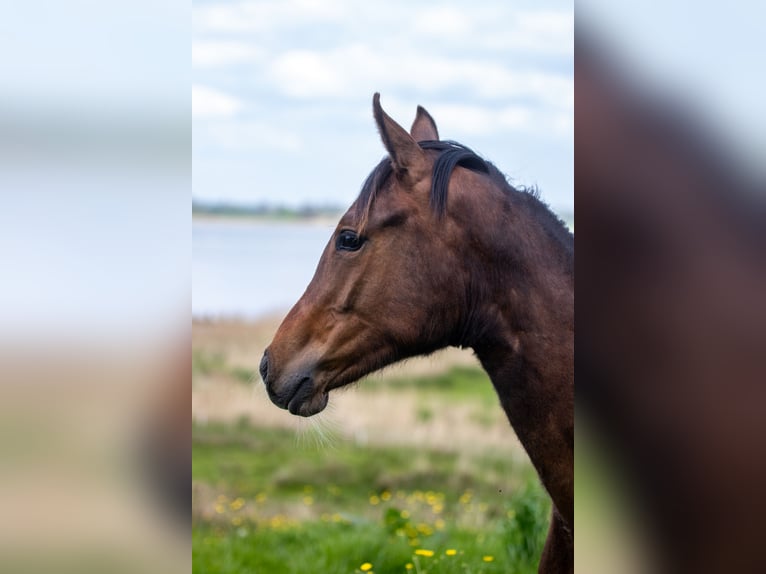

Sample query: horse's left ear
[373,93,429,183]
[410,106,439,142]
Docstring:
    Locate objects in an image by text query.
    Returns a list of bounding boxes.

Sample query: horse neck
[461,185,574,520]
[460,185,573,354]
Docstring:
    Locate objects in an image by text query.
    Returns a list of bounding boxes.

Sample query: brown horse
[577,33,766,573]
[260,94,573,573]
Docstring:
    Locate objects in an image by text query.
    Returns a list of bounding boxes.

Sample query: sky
[192,0,574,213]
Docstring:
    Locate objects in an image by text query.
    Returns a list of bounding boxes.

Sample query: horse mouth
[267,366,359,417]
[282,377,329,417]
[290,390,329,417]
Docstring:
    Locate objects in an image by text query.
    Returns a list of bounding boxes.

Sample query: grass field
[192,319,550,574]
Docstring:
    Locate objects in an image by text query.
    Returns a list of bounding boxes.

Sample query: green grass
[362,366,498,404]
[192,350,254,384]
[193,518,536,574]
[362,366,502,429]
[193,422,549,574]
[192,350,228,377]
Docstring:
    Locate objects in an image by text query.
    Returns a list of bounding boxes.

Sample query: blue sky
[193,0,574,213]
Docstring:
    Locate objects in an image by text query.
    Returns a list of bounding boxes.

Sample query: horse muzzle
[260,349,328,417]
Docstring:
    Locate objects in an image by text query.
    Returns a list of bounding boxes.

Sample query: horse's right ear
[373,93,429,183]
[410,106,439,142]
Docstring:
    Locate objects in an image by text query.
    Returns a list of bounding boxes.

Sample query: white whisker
[294,404,341,451]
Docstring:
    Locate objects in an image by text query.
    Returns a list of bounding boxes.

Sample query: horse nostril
[259,350,270,383]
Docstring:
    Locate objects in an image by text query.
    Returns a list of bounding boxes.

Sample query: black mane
[354,139,572,249]
[419,140,490,215]
[355,140,487,221]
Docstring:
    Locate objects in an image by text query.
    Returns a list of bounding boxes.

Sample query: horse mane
[354,140,572,249]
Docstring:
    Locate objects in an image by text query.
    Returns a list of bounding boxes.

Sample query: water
[192,219,335,319]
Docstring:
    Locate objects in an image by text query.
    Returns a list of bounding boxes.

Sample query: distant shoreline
[192,213,341,227]
[192,208,573,231]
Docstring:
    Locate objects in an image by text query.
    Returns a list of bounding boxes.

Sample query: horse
[577,32,766,573]
[260,94,574,573]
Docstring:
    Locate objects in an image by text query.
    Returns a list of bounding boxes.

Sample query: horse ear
[410,105,439,142]
[373,93,429,181]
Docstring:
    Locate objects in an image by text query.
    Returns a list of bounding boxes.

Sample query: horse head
[260,94,493,416]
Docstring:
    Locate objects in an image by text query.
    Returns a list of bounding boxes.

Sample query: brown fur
[261,94,573,572]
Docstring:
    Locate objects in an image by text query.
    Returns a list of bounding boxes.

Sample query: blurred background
[0,1,189,574]
[192,0,572,573]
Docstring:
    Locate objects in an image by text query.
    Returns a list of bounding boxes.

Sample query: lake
[192,219,335,319]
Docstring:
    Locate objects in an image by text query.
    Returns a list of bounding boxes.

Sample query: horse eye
[336,230,364,251]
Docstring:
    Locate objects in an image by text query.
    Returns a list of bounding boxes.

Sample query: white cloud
[407,7,572,56]
[193,41,262,68]
[202,121,303,152]
[268,44,573,111]
[432,103,570,139]
[270,50,347,97]
[192,1,574,206]
[412,6,472,38]
[194,0,345,33]
[498,107,532,129]
[483,10,574,55]
[194,2,572,57]
[379,96,568,140]
[426,104,530,136]
[192,84,243,118]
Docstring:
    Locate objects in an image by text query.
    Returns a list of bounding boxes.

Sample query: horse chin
[288,390,329,417]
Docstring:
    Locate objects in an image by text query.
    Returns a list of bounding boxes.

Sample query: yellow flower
[360,563,373,571]
[369,495,380,505]
[416,523,433,536]
[405,564,413,571]
[381,490,392,501]
[445,549,457,556]
[400,509,410,519]
[482,555,494,562]
[414,549,434,557]
[269,515,285,528]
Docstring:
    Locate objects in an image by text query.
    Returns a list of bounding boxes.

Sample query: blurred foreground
[0,3,188,573]
[0,340,189,574]
[576,14,766,574]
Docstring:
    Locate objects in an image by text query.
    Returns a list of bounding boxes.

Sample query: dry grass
[192,315,479,377]
[192,317,525,458]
